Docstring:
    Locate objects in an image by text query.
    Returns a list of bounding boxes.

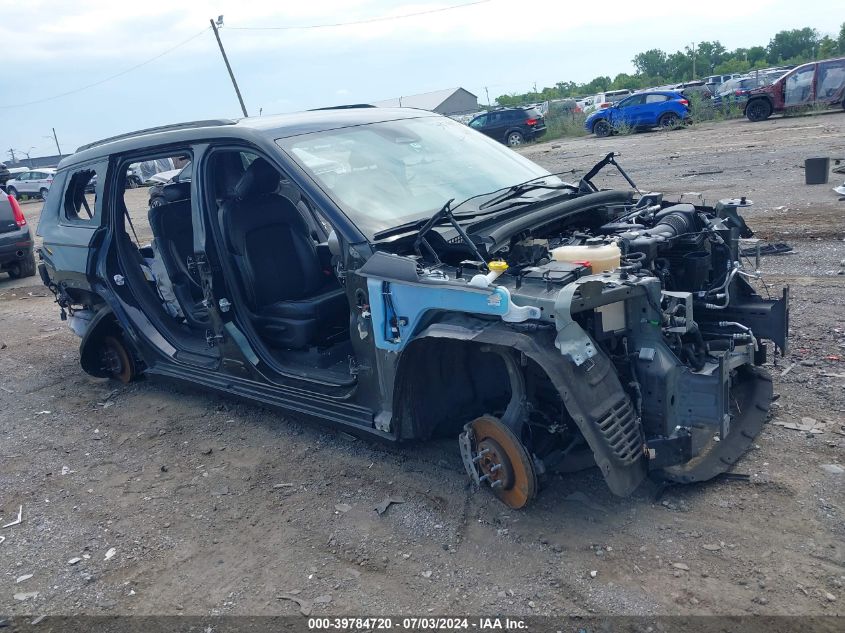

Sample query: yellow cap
[488,260,509,272]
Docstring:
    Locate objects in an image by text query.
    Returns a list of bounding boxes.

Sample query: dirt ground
[1,113,844,618]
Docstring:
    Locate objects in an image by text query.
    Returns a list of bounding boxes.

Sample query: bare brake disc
[459,415,537,509]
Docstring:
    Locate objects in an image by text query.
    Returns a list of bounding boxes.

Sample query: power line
[229,0,491,31]
[0,27,211,109]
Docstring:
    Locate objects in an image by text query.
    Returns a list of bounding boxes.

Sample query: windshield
[276,115,555,239]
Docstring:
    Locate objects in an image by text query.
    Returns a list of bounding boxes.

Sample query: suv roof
[63,107,440,170]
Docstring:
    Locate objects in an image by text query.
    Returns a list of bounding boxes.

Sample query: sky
[0,0,841,160]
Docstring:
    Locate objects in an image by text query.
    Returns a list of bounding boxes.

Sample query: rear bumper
[528,127,547,140]
[0,231,33,265]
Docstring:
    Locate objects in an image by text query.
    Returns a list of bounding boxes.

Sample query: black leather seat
[221,158,347,349]
[147,182,209,328]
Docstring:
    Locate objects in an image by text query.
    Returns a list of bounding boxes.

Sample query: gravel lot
[1,112,843,618]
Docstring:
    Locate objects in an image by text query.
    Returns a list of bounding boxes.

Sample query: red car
[745,57,845,121]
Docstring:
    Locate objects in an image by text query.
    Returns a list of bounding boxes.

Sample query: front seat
[221,158,347,349]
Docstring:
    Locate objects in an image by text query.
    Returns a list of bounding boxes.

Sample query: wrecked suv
[37,109,788,508]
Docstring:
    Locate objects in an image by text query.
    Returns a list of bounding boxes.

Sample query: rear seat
[147,182,209,328]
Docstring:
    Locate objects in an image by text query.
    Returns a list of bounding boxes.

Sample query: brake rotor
[466,415,537,509]
[101,335,134,384]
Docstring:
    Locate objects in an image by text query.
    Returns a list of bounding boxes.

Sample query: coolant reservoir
[551,239,620,273]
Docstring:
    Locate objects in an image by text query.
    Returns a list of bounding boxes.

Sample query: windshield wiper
[412,199,489,269]
[478,180,578,210]
[371,169,580,242]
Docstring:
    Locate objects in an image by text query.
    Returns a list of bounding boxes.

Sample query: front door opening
[204,149,355,384]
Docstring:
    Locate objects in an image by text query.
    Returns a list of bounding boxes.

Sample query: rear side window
[645,94,669,103]
[523,108,542,118]
[64,164,104,224]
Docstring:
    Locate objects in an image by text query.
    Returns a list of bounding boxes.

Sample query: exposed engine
[361,155,788,507]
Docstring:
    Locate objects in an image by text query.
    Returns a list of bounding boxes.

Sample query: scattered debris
[30,615,46,625]
[34,411,51,416]
[739,242,793,257]
[702,544,722,551]
[277,592,332,616]
[334,503,351,513]
[68,557,82,565]
[589,570,598,578]
[681,169,724,177]
[780,363,797,377]
[104,547,116,560]
[826,592,837,602]
[819,464,844,475]
[15,574,33,583]
[773,417,826,433]
[374,496,405,515]
[273,483,294,489]
[13,592,38,602]
[672,562,690,571]
[2,505,22,528]
[421,570,433,579]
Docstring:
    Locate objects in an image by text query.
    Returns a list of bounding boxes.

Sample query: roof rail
[76,119,238,152]
[309,104,376,111]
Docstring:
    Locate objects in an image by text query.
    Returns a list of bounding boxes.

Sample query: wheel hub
[459,415,537,509]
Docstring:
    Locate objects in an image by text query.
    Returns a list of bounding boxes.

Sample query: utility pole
[210,16,249,117]
[51,128,62,155]
[691,42,696,80]
[484,86,490,107]
[8,149,16,164]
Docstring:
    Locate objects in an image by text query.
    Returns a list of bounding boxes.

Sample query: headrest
[161,181,191,203]
[233,157,280,199]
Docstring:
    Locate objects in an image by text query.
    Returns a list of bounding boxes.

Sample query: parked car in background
[148,161,193,207]
[712,76,769,108]
[745,57,845,121]
[4,168,56,200]
[468,107,546,146]
[585,91,690,136]
[0,191,36,278]
[0,163,10,189]
[582,89,633,113]
[704,73,743,91]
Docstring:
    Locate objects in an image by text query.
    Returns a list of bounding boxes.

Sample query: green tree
[766,28,819,63]
[747,46,767,64]
[632,49,668,78]
[818,35,838,59]
[697,41,728,73]
[667,51,693,81]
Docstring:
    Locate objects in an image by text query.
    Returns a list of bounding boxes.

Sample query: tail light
[8,194,26,227]
[600,102,610,109]
[525,118,537,126]
[678,98,689,106]
[734,90,748,96]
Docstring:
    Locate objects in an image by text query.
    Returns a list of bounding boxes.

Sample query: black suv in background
[468,107,546,146]
[0,191,36,278]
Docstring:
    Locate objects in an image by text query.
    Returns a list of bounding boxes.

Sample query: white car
[582,90,633,114]
[4,169,57,200]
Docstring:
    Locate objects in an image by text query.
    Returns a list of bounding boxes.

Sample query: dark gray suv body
[37,109,787,508]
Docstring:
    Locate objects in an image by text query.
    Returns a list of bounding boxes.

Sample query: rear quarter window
[62,161,107,225]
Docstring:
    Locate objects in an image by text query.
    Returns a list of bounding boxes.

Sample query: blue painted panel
[367,278,509,351]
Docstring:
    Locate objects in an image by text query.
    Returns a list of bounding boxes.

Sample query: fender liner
[408,320,647,496]
[79,305,124,378]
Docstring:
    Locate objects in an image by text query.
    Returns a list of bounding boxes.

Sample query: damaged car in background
[36,109,788,508]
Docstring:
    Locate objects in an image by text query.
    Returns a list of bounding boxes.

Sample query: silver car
[4,168,57,200]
